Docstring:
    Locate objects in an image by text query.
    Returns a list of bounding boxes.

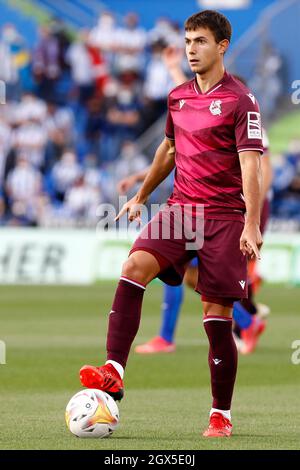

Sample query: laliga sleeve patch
[247,111,262,139]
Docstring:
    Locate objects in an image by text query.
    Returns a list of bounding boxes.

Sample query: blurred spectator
[143,39,174,128]
[250,43,283,121]
[64,174,102,221]
[12,116,47,170]
[6,155,42,225]
[67,29,109,102]
[84,95,104,158]
[51,149,82,202]
[32,25,62,101]
[272,139,300,221]
[83,153,102,188]
[0,117,12,183]
[100,70,142,161]
[0,24,30,101]
[147,17,182,48]
[48,17,71,73]
[44,100,75,170]
[114,140,148,186]
[67,29,95,103]
[115,13,147,73]
[89,11,118,66]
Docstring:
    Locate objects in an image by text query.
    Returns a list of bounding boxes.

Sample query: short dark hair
[185,10,232,43]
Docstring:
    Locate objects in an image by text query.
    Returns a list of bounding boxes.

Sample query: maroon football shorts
[130,205,248,299]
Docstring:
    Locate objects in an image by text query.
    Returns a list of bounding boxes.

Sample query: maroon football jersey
[165,71,264,220]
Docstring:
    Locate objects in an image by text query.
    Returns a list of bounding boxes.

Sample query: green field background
[0,283,299,450]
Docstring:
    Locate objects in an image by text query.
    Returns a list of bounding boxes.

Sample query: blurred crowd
[0,11,298,228]
[0,12,185,226]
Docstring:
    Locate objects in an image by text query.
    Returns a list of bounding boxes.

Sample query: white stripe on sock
[203,317,232,323]
[105,360,124,379]
[210,408,231,421]
[120,276,146,290]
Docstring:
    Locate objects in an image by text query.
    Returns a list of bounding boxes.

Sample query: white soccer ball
[65,389,120,438]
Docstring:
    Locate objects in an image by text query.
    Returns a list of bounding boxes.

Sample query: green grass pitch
[0,282,299,450]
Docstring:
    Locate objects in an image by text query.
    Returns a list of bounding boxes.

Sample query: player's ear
[218,39,229,55]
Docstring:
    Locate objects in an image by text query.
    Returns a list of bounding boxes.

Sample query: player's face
[185,27,227,74]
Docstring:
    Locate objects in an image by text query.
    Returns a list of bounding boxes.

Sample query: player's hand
[240,223,263,259]
[162,45,183,69]
[117,175,137,195]
[114,194,146,223]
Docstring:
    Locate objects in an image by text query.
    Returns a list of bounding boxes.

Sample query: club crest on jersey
[209,100,222,116]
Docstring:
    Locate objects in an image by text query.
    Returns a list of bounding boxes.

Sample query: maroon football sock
[106,277,145,369]
[203,315,238,410]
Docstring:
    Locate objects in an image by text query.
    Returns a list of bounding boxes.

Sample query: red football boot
[79,363,124,401]
[135,336,176,354]
[241,316,266,355]
[203,412,232,437]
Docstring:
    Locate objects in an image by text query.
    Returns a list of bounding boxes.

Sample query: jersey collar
[193,70,229,96]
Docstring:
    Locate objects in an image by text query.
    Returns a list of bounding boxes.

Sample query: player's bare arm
[117,167,150,194]
[162,46,187,86]
[239,151,263,259]
[115,138,175,222]
[260,152,273,207]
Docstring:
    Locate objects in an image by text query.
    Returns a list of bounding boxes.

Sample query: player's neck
[196,64,225,94]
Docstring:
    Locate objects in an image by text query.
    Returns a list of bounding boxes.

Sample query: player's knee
[121,256,149,284]
[202,300,233,317]
[122,251,160,285]
[122,257,139,279]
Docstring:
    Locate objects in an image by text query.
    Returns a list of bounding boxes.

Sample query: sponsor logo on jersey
[179,99,185,109]
[247,111,262,139]
[209,100,222,116]
[239,280,246,289]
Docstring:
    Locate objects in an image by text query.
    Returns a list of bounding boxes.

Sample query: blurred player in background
[79,10,264,437]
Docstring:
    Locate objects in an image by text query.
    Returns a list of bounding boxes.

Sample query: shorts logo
[179,99,185,110]
[213,358,222,365]
[209,100,222,116]
[239,280,246,289]
[247,112,262,139]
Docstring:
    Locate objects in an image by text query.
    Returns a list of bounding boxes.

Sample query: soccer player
[79,10,263,437]
[118,78,271,355]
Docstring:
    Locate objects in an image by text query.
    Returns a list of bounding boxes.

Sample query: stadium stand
[0,0,299,228]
